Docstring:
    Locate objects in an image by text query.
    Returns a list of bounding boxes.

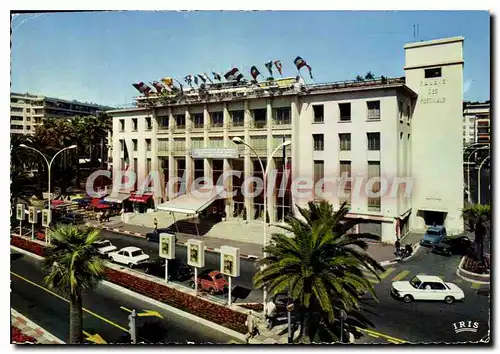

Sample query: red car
[190,270,228,295]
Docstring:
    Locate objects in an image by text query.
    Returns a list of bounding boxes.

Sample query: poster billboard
[159,233,176,259]
[186,239,205,268]
[220,245,240,277]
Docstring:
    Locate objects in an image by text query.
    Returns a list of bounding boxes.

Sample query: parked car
[108,247,150,268]
[391,275,464,304]
[419,226,447,247]
[93,240,117,255]
[143,258,193,281]
[432,236,473,257]
[57,213,85,225]
[189,269,228,295]
[145,230,176,243]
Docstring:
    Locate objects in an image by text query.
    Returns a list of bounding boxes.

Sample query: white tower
[404,37,465,235]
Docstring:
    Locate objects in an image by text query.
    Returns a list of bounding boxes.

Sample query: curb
[101,280,246,343]
[90,223,261,262]
[11,308,66,344]
[456,256,491,285]
[11,245,247,343]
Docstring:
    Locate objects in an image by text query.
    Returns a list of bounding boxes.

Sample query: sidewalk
[89,216,410,264]
[11,308,65,344]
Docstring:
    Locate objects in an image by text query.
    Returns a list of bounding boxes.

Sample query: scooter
[394,244,413,260]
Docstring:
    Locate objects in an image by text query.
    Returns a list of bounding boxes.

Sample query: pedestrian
[153,217,158,234]
[266,300,277,330]
[245,310,260,343]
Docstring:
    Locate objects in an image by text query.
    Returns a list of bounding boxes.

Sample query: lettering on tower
[419,79,447,104]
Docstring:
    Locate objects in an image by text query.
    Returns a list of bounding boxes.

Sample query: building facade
[10,92,110,135]
[107,37,465,243]
[463,101,490,146]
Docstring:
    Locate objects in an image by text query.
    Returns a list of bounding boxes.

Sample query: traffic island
[456,253,490,284]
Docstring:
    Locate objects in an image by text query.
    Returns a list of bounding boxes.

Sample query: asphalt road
[10,252,242,344]
[359,246,491,344]
[99,230,263,303]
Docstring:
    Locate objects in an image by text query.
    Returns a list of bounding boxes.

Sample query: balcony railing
[252,121,267,129]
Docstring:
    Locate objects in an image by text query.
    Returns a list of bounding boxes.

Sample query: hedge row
[10,236,247,334]
[12,326,37,344]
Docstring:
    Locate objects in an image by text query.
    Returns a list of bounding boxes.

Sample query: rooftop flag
[151,81,165,94]
[132,82,152,95]
[212,72,222,81]
[184,75,193,86]
[274,60,283,76]
[250,66,261,81]
[265,61,273,77]
[294,56,313,79]
[202,73,213,84]
[224,67,244,82]
[160,77,174,92]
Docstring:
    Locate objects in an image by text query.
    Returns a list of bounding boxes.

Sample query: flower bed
[12,326,37,344]
[463,254,490,274]
[11,236,247,334]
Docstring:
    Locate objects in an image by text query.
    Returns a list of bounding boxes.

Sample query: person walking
[245,310,260,343]
[153,217,158,234]
[266,300,277,330]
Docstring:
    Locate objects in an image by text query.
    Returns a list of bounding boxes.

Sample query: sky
[10,10,490,107]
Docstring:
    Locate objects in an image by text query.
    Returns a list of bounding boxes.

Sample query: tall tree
[355,75,364,82]
[43,225,105,344]
[254,201,384,343]
[462,204,491,267]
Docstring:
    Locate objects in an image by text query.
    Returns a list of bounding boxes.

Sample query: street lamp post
[20,144,77,244]
[477,155,490,205]
[466,146,489,204]
[232,137,291,315]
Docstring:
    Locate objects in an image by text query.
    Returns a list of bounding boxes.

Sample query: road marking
[367,332,379,338]
[358,327,407,344]
[391,270,410,282]
[378,267,395,280]
[11,271,128,332]
[471,282,481,289]
[387,338,402,344]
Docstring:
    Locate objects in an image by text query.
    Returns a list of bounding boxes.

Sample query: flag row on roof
[132,57,313,96]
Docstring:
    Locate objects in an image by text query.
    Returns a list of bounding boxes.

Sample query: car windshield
[100,241,112,247]
[130,250,143,257]
[215,274,224,279]
[426,231,440,237]
[410,276,422,289]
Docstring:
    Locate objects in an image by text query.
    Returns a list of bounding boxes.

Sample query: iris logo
[453,321,479,333]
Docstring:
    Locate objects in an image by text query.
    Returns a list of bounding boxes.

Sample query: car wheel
[403,294,413,303]
[108,256,114,261]
[209,288,215,295]
[128,263,134,269]
[445,296,455,304]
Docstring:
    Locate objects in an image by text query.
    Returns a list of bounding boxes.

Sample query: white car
[391,275,465,304]
[93,240,117,255]
[108,246,150,269]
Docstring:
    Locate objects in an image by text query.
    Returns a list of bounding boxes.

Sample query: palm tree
[355,75,364,82]
[254,201,384,343]
[364,72,375,80]
[43,225,105,344]
[462,204,491,266]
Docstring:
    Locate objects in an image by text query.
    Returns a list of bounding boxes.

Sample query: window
[339,103,351,121]
[211,112,223,127]
[193,113,204,128]
[398,101,404,122]
[146,139,151,151]
[339,161,351,205]
[26,108,31,113]
[175,114,185,129]
[425,67,442,78]
[339,133,351,151]
[313,105,324,123]
[132,118,138,131]
[158,116,169,129]
[10,107,23,112]
[10,124,23,130]
[132,139,138,151]
[26,117,31,121]
[313,134,324,151]
[146,158,151,176]
[145,117,152,130]
[367,101,380,120]
[313,161,324,198]
[119,119,125,131]
[26,126,31,130]
[120,140,125,152]
[231,110,244,127]
[400,132,403,140]
[191,137,204,150]
[10,116,23,121]
[367,161,381,211]
[367,133,380,151]
[158,138,169,152]
[274,107,291,125]
[209,137,224,148]
[408,133,411,140]
[406,104,411,124]
[429,282,446,290]
[252,109,267,128]
[173,138,186,153]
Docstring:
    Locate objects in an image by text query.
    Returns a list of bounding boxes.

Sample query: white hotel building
[107,37,465,243]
